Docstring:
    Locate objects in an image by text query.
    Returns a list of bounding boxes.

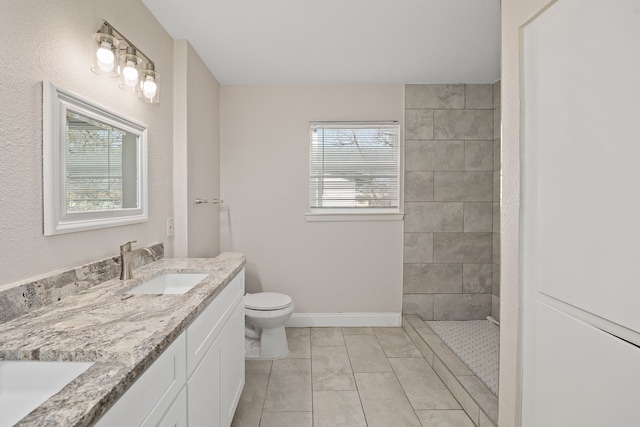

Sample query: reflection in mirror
[65,111,137,212]
[44,81,148,235]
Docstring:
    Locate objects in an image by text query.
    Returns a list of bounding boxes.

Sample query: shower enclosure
[402,83,501,426]
[402,83,500,323]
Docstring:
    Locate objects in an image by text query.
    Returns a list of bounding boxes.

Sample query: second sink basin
[0,360,94,427]
[128,273,209,295]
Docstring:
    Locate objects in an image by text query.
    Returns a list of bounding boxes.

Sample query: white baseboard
[285,313,402,328]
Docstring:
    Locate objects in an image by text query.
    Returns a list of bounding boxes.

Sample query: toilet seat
[245,292,292,311]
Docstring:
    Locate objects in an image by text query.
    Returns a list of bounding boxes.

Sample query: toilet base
[244,326,289,360]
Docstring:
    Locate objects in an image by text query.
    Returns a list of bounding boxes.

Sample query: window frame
[305,121,404,222]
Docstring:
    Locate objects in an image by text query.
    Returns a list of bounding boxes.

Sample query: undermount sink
[128,273,209,295]
[0,360,94,427]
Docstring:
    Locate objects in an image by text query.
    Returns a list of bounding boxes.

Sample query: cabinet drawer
[95,333,186,427]
[186,269,244,377]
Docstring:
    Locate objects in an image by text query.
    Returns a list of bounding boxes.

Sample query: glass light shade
[122,62,139,87]
[139,64,160,104]
[96,43,114,71]
[119,48,142,92]
[91,32,119,77]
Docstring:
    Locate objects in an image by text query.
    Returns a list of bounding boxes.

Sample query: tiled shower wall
[402,84,501,321]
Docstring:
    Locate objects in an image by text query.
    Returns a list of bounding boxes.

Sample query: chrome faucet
[120,241,154,280]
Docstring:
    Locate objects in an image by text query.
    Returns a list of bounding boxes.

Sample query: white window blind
[309,121,400,211]
[66,112,125,212]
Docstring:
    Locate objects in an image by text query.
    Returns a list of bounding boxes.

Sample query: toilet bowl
[244,292,294,360]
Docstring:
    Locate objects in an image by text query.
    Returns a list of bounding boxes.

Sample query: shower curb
[402,315,498,427]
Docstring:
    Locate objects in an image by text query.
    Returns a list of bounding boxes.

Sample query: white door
[522,0,640,425]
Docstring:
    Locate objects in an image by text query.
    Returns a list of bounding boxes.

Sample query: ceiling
[142,0,501,85]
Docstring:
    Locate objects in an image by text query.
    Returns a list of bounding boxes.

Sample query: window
[66,111,137,212]
[307,121,403,221]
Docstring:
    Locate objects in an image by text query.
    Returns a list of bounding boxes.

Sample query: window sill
[304,212,404,222]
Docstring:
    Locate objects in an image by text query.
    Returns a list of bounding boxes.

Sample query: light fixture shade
[119,47,143,92]
[91,25,119,77]
[139,63,160,104]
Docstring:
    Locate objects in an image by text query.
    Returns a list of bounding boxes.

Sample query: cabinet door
[187,271,244,377]
[95,333,186,427]
[158,387,187,427]
[219,301,245,427]
[187,337,221,427]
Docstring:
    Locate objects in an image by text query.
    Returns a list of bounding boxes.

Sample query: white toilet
[244,292,294,360]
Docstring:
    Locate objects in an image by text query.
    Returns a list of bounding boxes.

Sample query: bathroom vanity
[0,253,245,426]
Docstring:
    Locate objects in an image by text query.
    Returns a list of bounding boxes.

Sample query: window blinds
[66,113,124,212]
[309,121,400,210]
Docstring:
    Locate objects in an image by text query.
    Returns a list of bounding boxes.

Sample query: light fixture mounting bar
[100,20,154,67]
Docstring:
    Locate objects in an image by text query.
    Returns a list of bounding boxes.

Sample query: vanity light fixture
[91,20,160,104]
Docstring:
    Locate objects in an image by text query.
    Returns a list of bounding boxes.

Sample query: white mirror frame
[43,81,148,235]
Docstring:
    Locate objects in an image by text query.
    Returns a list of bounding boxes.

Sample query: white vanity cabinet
[95,333,187,427]
[95,269,245,427]
[186,270,244,426]
[157,388,188,427]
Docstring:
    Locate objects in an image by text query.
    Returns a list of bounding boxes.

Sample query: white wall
[220,85,404,316]
[501,0,553,425]
[0,0,174,287]
[174,40,221,257]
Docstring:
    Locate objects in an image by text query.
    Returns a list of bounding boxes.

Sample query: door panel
[522,0,640,424]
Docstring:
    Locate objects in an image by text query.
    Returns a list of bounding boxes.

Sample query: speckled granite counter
[0,253,245,426]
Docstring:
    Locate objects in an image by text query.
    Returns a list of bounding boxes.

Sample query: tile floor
[231,327,475,427]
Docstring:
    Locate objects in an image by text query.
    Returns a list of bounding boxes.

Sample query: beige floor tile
[271,358,311,372]
[312,346,356,391]
[404,322,435,365]
[259,411,312,427]
[311,327,345,346]
[263,359,312,412]
[390,358,460,410]
[433,358,479,423]
[374,327,423,358]
[415,409,475,427]
[237,327,489,427]
[284,327,310,358]
[231,373,269,427]
[245,359,272,374]
[355,372,422,427]
[342,327,375,335]
[313,390,367,427]
[344,334,392,373]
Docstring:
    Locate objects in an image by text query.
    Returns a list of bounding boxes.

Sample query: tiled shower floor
[426,320,499,395]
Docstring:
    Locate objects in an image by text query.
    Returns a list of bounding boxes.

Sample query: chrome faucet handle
[120,240,137,252]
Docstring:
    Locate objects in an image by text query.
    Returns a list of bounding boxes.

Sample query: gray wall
[402,84,499,320]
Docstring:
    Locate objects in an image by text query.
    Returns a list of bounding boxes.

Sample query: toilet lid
[245,292,292,310]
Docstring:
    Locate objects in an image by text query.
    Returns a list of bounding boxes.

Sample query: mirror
[43,81,148,235]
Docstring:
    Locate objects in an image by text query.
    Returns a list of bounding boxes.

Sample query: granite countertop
[0,252,245,427]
